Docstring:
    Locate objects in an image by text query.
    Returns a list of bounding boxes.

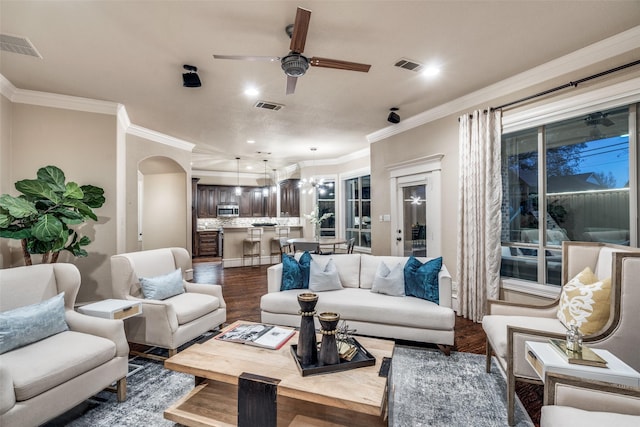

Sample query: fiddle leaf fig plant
[0,165,105,265]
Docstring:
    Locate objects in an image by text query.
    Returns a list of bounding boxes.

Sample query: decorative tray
[290,338,376,377]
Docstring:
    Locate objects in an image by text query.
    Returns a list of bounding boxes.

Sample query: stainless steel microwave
[217,204,239,217]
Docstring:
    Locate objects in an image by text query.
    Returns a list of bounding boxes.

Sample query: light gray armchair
[110,247,226,359]
[0,264,128,427]
[541,372,640,427]
[483,241,640,425]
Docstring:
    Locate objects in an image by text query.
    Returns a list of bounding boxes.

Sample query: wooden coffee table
[164,321,394,427]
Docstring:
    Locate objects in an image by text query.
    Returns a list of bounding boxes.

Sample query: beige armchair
[110,247,226,358]
[541,372,640,427]
[0,264,128,427]
[482,241,640,425]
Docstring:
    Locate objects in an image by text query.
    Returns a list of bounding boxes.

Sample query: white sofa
[260,254,455,351]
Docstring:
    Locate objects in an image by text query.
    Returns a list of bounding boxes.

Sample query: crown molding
[0,74,16,99]
[126,124,195,152]
[192,169,263,179]
[367,25,640,143]
[298,147,369,168]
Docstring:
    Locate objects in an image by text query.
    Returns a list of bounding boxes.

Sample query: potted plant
[0,165,105,265]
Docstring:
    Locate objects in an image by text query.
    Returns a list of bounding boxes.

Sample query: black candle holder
[318,312,340,366]
[296,292,318,365]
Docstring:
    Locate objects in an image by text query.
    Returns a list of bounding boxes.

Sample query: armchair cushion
[371,261,405,297]
[542,406,640,427]
[0,330,116,401]
[0,293,68,354]
[140,268,185,300]
[482,315,566,359]
[557,267,611,335]
[281,252,312,291]
[404,256,442,303]
[169,292,221,325]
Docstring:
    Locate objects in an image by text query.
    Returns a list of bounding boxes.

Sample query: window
[501,105,633,286]
[345,175,371,248]
[316,180,335,237]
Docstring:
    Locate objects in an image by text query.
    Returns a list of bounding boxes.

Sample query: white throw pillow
[371,261,405,296]
[309,259,343,292]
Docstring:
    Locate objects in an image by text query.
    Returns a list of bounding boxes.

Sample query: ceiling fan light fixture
[281,53,309,77]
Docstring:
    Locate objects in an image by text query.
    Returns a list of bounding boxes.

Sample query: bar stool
[242,227,263,267]
[271,226,290,263]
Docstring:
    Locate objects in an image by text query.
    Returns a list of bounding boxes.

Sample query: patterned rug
[390,346,533,427]
[45,344,532,426]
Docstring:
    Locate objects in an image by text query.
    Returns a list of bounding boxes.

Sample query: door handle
[396,237,402,242]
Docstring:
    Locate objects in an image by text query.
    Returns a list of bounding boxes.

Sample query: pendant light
[234,157,241,196]
[262,159,269,197]
[271,168,278,192]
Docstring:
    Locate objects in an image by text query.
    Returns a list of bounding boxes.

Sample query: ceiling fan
[213,7,371,95]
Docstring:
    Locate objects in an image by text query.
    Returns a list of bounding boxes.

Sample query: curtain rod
[491,59,640,111]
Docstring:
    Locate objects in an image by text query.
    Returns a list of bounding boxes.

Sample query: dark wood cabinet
[196,184,285,218]
[197,186,217,218]
[194,230,219,257]
[279,179,300,217]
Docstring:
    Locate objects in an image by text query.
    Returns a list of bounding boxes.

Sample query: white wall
[142,172,187,250]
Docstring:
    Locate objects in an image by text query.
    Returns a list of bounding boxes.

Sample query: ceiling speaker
[388,111,400,124]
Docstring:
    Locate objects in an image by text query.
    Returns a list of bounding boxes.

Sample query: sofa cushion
[557,267,611,335]
[370,261,405,297]
[281,252,312,290]
[0,330,115,401]
[404,256,442,304]
[0,293,68,355]
[140,268,185,300]
[168,292,220,325]
[261,288,454,331]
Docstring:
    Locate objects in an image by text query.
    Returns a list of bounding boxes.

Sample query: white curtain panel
[456,109,502,322]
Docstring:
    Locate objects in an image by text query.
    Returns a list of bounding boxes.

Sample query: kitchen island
[219,225,303,267]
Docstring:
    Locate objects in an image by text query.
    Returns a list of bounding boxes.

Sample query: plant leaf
[63,182,84,199]
[15,180,61,203]
[31,214,64,242]
[81,185,105,208]
[64,199,98,221]
[0,228,31,239]
[37,166,66,192]
[0,194,38,218]
[0,212,11,228]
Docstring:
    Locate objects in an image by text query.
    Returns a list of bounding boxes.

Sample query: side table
[525,340,640,388]
[78,298,142,320]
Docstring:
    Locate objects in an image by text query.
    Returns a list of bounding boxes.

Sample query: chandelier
[298,147,327,195]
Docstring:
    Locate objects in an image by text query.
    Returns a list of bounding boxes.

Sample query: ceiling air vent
[0,34,42,58]
[394,58,423,72]
[254,101,284,111]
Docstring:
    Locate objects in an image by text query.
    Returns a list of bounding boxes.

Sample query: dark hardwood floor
[193,259,542,426]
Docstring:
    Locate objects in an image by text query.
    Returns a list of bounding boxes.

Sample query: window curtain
[456,109,502,322]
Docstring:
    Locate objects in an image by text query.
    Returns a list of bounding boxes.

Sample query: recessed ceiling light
[244,87,259,97]
[247,140,255,144]
[246,165,253,170]
[422,66,441,77]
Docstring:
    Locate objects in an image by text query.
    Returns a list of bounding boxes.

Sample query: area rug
[45,344,533,426]
[390,346,533,427]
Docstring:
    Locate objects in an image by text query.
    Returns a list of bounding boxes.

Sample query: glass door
[398,182,427,257]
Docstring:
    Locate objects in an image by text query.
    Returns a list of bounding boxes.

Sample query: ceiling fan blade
[286,75,298,95]
[213,54,280,62]
[289,7,311,53]
[309,57,371,72]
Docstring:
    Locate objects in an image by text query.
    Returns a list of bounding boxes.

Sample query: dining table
[286,237,347,253]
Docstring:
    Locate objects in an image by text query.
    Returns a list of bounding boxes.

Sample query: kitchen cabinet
[217,186,238,205]
[194,230,219,257]
[279,179,300,217]
[196,185,217,218]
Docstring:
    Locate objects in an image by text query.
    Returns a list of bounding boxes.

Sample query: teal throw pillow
[140,268,185,300]
[0,292,69,355]
[280,251,312,291]
[404,256,443,303]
